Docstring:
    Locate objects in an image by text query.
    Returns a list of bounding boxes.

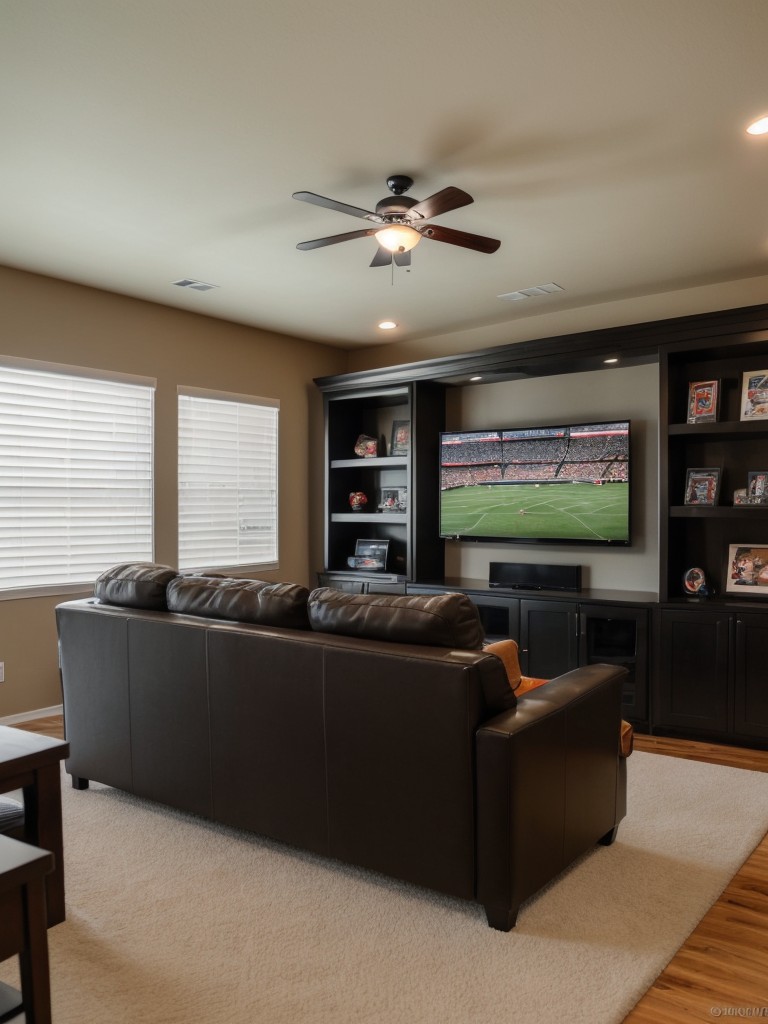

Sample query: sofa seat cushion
[485,639,634,757]
[95,562,179,610]
[307,588,485,649]
[167,576,310,629]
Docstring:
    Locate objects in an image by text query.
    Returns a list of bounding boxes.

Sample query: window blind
[0,362,154,592]
[178,390,278,571]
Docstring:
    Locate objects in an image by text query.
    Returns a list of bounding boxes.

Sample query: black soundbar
[488,561,582,593]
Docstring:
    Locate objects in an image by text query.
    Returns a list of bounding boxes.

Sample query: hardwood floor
[9,717,768,1020]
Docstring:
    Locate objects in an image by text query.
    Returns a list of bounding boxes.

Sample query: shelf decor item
[378,487,407,512]
[739,370,768,420]
[390,419,410,456]
[683,567,710,598]
[686,380,720,424]
[348,491,368,511]
[354,434,379,458]
[725,544,768,593]
[747,471,768,505]
[347,538,389,571]
[733,488,748,505]
[683,467,721,506]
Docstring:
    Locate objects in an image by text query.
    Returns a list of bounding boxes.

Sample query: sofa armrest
[475,663,627,930]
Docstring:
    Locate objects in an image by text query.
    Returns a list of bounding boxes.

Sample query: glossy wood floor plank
[11,717,768,1019]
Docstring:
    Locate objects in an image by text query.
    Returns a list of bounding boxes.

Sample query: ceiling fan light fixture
[375,224,421,253]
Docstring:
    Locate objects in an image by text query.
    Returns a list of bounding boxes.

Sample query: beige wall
[0,266,345,717]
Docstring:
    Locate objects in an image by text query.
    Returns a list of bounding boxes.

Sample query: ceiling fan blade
[369,246,393,268]
[408,186,473,221]
[293,191,383,223]
[418,223,501,253]
[296,229,378,251]
[393,249,411,267]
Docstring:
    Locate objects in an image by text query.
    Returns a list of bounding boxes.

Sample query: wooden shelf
[330,457,407,470]
[669,505,768,517]
[668,420,768,440]
[331,512,407,523]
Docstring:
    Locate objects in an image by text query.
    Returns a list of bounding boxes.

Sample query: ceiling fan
[293,174,501,268]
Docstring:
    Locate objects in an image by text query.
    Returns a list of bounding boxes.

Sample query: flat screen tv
[439,420,631,545]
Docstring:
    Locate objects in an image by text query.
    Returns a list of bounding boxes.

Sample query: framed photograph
[390,419,410,456]
[346,538,389,571]
[687,380,720,424]
[734,488,749,505]
[684,467,721,506]
[740,370,768,420]
[725,544,768,593]
[747,471,768,505]
[378,487,407,512]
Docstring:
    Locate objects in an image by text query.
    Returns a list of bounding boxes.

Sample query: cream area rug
[3,751,768,1024]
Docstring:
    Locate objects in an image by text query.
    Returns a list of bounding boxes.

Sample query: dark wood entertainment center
[315,302,768,748]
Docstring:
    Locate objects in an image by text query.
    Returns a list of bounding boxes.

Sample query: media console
[407,578,653,729]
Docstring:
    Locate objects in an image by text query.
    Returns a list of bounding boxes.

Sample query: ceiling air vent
[172,278,219,292]
[498,283,564,301]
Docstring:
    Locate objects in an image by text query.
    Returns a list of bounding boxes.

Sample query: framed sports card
[740,370,768,420]
[683,467,721,506]
[725,544,768,594]
[686,380,720,424]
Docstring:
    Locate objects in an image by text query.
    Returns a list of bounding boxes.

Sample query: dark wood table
[0,726,69,927]
[0,834,54,1024]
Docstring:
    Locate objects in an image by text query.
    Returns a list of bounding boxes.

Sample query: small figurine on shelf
[683,567,710,599]
[354,434,379,458]
[349,491,368,511]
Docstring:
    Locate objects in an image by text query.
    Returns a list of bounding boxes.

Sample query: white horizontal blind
[0,363,154,592]
[178,391,278,570]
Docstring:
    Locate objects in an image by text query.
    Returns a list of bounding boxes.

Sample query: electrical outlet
[0,662,4,683]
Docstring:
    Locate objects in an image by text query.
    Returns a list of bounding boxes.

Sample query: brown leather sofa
[56,563,628,931]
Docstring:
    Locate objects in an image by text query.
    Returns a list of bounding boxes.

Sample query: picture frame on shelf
[346,538,389,571]
[739,370,768,420]
[734,488,749,506]
[747,471,768,505]
[683,467,721,506]
[379,487,407,512]
[725,543,768,594]
[686,380,720,424]
[390,419,410,456]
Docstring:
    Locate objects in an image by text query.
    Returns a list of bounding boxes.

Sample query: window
[0,359,154,594]
[178,388,278,571]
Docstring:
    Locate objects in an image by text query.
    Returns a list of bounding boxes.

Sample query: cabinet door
[734,612,768,740]
[579,605,649,725]
[655,609,730,734]
[519,600,578,678]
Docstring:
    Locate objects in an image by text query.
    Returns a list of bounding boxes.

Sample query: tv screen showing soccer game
[439,420,631,545]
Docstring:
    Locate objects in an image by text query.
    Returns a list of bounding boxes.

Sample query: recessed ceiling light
[470,376,483,381]
[378,321,397,330]
[746,115,768,135]
[604,358,619,364]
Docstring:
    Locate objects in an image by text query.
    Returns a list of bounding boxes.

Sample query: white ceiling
[2,1,768,352]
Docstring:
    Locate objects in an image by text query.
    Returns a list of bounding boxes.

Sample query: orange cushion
[484,639,633,757]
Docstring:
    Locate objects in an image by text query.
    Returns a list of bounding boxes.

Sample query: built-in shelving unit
[315,302,768,748]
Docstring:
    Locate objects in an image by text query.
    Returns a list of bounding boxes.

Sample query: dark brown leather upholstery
[94,561,179,610]
[167,575,310,629]
[57,584,627,931]
[308,587,485,649]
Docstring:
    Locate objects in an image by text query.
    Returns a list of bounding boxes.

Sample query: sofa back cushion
[307,587,485,649]
[94,562,179,610]
[166,576,310,630]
